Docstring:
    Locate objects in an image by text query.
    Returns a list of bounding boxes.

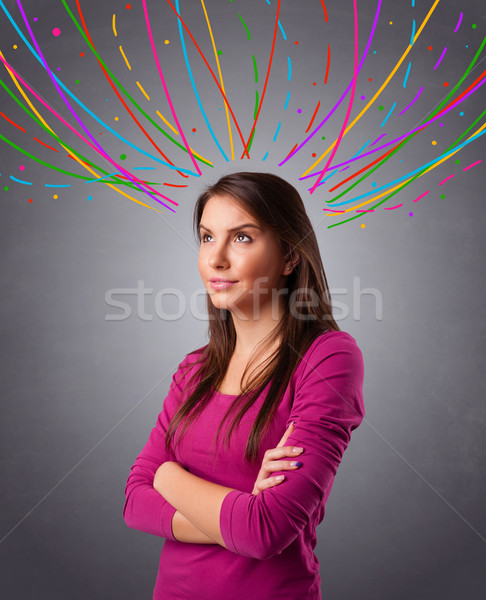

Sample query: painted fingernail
[276,475,285,481]
[290,461,302,467]
[293,447,304,453]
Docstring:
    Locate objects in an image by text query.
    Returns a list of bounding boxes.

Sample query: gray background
[1,0,485,598]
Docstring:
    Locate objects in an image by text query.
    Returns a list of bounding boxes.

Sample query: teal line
[273,121,282,142]
[284,90,290,109]
[9,175,32,184]
[380,102,396,128]
[278,20,287,40]
[403,61,412,88]
[287,56,292,81]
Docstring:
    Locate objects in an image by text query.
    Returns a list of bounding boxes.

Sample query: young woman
[123,172,365,599]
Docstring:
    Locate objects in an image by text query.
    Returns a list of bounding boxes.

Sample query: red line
[285,143,298,159]
[165,0,249,158]
[0,112,26,132]
[240,0,281,159]
[320,0,329,22]
[324,44,330,84]
[75,0,188,178]
[163,183,189,187]
[33,137,59,152]
[305,101,321,133]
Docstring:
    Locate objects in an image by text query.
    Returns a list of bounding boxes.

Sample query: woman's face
[198,194,290,318]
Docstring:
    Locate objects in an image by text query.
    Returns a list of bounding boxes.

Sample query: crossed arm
[153,461,236,546]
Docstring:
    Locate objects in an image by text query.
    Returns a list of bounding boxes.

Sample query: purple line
[15,0,175,209]
[398,86,424,115]
[454,12,463,33]
[370,133,386,146]
[278,0,382,166]
[299,75,486,181]
[433,46,447,70]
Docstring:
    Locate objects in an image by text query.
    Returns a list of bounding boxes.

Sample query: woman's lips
[209,280,237,290]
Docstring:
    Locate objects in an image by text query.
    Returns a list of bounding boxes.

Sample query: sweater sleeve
[122,354,194,540]
[219,332,365,560]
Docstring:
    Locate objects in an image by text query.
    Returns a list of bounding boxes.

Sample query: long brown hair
[164,171,340,464]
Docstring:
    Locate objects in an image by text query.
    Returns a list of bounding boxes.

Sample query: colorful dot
[126,3,132,9]
[389,21,393,25]
[217,50,222,55]
[432,140,437,145]
[57,67,61,71]
[33,17,38,22]
[19,165,25,171]
[192,128,197,132]
[28,198,33,203]
[52,28,61,36]
[439,123,444,126]
[80,52,85,57]
[428,46,432,50]
[312,153,316,157]
[322,136,325,140]
[297,108,302,114]
[378,105,384,111]
[313,82,317,86]
[115,116,119,121]
[13,44,17,50]
[472,24,477,29]
[455,159,460,165]
[373,50,376,54]
[440,194,445,199]
[443,81,449,87]
[4,186,9,191]
[360,95,365,100]
[360,223,366,229]
[409,212,413,217]
[295,41,299,45]
[165,40,169,45]
[372,182,377,187]
[88,196,93,201]
[53,194,58,199]
[459,111,464,116]
[120,154,127,160]
[368,78,372,82]
[75,79,80,84]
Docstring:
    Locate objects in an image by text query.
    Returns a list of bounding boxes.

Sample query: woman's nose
[208,244,230,269]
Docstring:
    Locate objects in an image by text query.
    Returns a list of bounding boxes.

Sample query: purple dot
[360,95,366,100]
[52,28,61,36]
[439,123,444,126]
[34,17,38,22]
[57,67,61,71]
[297,108,302,114]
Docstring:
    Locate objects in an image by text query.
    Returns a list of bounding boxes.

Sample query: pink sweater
[123,330,365,599]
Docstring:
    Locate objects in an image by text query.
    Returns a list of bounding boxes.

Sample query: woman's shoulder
[173,343,208,388]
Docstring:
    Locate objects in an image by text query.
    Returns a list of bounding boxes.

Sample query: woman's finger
[263,459,302,473]
[257,475,286,491]
[276,421,294,448]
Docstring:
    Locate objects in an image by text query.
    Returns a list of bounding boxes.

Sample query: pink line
[356,209,377,212]
[0,52,175,210]
[439,173,455,185]
[413,190,430,202]
[322,208,346,212]
[142,0,201,176]
[454,12,463,33]
[433,46,447,70]
[310,0,359,194]
[383,204,403,210]
[398,86,423,116]
[14,0,176,209]
[463,159,482,171]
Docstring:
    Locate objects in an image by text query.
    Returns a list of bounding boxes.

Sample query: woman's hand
[251,422,304,496]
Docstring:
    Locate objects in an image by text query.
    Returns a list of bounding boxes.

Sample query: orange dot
[428,46,432,50]
[361,223,366,229]
[443,81,449,87]
[312,153,317,157]
[53,194,58,199]
[432,140,437,145]
[80,52,85,57]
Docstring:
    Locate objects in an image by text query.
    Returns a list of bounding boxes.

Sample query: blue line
[287,56,292,81]
[353,140,371,157]
[0,0,198,176]
[329,128,486,205]
[410,19,416,45]
[412,0,415,6]
[174,0,228,162]
[403,61,412,88]
[273,121,281,142]
[284,90,290,110]
[44,184,71,188]
[9,175,32,185]
[86,172,120,183]
[278,20,287,40]
[133,166,156,171]
[262,151,269,161]
[380,102,396,128]
[265,0,271,5]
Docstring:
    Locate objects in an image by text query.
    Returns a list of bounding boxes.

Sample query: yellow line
[136,81,151,101]
[119,45,131,70]
[112,14,117,37]
[326,121,486,217]
[200,0,235,160]
[0,50,163,213]
[301,0,441,178]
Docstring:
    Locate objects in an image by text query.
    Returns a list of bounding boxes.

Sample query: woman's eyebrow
[199,223,262,233]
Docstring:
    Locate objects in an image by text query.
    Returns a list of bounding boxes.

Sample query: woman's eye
[201,233,252,243]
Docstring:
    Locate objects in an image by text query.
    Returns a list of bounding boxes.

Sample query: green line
[447,108,486,150]
[252,54,258,83]
[60,0,212,168]
[246,127,256,155]
[253,89,259,121]
[237,12,251,41]
[0,77,159,191]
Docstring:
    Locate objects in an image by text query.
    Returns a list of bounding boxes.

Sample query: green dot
[217,50,222,55]
[322,136,325,140]
[440,194,445,199]
[75,79,80,84]
[4,186,9,191]
[120,154,127,160]
[455,159,460,165]
[378,105,384,111]
[472,24,477,29]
